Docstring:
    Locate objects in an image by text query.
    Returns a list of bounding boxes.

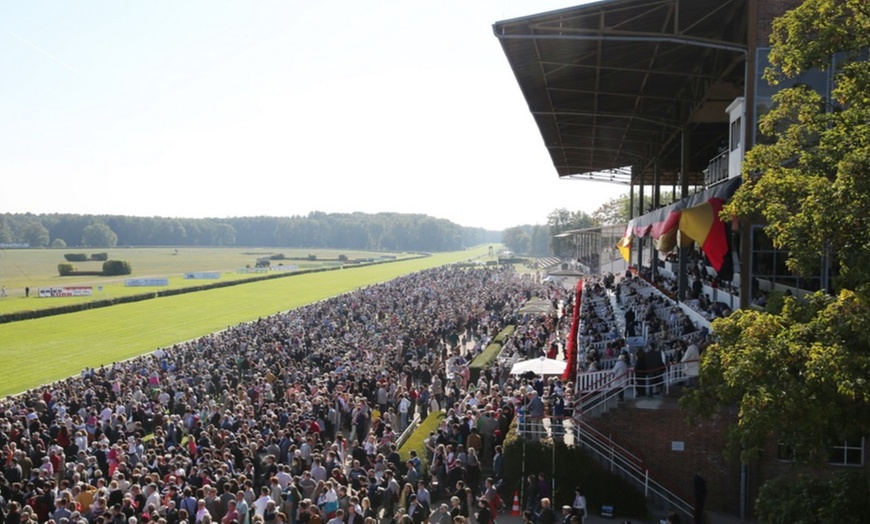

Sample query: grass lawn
[0,246,495,397]
[0,247,414,315]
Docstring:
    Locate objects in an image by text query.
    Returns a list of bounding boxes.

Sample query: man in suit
[624,308,636,337]
[644,344,667,396]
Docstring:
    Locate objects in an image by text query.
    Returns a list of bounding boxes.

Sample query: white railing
[513,399,695,521]
[572,370,696,520]
[575,360,699,395]
[704,150,729,186]
[573,415,695,520]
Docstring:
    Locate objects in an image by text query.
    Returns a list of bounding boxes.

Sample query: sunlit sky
[0,0,626,231]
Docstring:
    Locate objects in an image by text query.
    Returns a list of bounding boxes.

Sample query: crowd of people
[638,254,737,323]
[0,266,576,524]
[562,272,711,402]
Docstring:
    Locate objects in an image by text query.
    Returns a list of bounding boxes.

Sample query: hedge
[755,472,870,523]
[501,419,649,520]
[398,411,445,480]
[103,260,133,276]
[468,325,515,383]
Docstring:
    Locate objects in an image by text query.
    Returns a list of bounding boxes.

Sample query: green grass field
[0,247,412,315]
[0,246,495,397]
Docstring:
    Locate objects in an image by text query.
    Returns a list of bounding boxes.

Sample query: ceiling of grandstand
[494,0,748,186]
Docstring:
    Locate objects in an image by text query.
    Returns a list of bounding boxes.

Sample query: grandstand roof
[493,0,748,186]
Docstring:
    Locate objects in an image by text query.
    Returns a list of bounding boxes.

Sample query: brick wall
[589,402,746,515]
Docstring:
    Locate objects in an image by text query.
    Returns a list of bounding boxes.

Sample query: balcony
[703,150,729,187]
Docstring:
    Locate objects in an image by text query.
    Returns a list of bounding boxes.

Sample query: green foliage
[51,238,67,248]
[102,260,132,276]
[23,221,50,247]
[64,253,88,262]
[548,209,595,257]
[57,263,76,276]
[755,472,870,524]
[502,226,532,255]
[695,0,870,483]
[502,422,648,519]
[726,0,870,290]
[680,290,870,463]
[398,411,445,479]
[763,290,787,314]
[82,223,118,248]
[90,252,109,261]
[592,191,680,225]
[503,226,550,257]
[0,212,499,251]
[469,325,514,382]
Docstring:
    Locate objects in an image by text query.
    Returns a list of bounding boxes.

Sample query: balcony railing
[703,150,729,186]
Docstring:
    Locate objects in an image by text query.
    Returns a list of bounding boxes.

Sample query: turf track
[0,247,491,396]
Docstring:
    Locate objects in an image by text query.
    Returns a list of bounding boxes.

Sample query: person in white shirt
[398,394,412,431]
[572,487,587,523]
[252,487,273,517]
[681,340,701,387]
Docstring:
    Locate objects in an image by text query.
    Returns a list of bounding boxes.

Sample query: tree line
[0,212,500,251]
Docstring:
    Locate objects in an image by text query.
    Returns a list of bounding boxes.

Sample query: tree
[22,221,50,247]
[213,223,236,246]
[82,223,118,247]
[755,472,870,524]
[592,191,681,225]
[547,208,595,256]
[592,195,631,225]
[529,225,550,257]
[725,0,870,290]
[51,238,67,248]
[502,226,531,255]
[681,291,870,463]
[685,0,870,465]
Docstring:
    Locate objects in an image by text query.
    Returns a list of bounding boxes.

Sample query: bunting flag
[616,233,632,262]
[562,279,583,383]
[615,177,740,275]
[679,197,731,272]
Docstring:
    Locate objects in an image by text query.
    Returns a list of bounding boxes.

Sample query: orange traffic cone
[511,491,521,516]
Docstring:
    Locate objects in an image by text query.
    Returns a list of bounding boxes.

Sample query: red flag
[562,279,583,383]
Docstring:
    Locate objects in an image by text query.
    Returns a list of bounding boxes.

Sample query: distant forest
[0,212,501,251]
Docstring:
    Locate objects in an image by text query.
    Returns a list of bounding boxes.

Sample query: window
[776,442,795,462]
[731,117,741,151]
[830,438,864,467]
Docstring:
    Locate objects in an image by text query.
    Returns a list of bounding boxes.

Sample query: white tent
[518,298,554,314]
[509,356,567,376]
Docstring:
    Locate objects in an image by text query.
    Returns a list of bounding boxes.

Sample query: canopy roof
[494,0,748,185]
[510,356,568,376]
[518,298,556,314]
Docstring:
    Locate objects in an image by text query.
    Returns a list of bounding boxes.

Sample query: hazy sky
[0,0,626,231]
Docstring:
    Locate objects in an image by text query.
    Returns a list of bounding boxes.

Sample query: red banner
[562,279,583,383]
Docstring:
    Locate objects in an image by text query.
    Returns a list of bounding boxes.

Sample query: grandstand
[494,0,853,519]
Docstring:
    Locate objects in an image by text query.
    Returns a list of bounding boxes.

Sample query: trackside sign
[38,286,94,297]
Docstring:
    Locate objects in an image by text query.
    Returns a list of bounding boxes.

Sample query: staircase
[571,371,695,521]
